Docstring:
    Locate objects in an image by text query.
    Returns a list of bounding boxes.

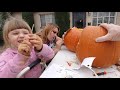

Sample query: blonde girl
[36,23,63,55]
[0,17,54,78]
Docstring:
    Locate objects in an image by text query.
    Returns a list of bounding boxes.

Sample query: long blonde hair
[2,17,32,49]
[36,23,60,44]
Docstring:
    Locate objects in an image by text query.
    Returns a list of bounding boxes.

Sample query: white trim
[91,12,116,26]
[70,12,73,28]
[39,13,55,29]
[16,67,30,78]
[114,12,117,24]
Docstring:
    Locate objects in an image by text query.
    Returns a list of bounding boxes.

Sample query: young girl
[0,17,55,78]
[36,23,63,55]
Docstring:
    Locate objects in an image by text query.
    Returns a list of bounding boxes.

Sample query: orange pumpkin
[76,26,120,68]
[64,27,83,52]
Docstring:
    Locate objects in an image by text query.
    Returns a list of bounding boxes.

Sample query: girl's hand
[56,39,63,46]
[96,23,120,42]
[28,34,43,52]
[18,35,32,56]
[54,37,63,53]
[62,32,67,41]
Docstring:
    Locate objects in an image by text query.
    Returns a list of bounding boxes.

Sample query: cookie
[18,43,30,56]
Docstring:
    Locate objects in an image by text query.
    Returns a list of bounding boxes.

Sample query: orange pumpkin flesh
[76,26,120,68]
[64,27,83,52]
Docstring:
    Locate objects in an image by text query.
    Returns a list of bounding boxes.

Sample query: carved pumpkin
[76,26,120,68]
[64,27,83,52]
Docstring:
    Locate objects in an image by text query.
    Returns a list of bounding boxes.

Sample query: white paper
[40,63,81,78]
[81,57,96,69]
[40,57,97,78]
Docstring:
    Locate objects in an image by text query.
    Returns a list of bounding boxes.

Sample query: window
[40,13,55,28]
[92,12,116,26]
[40,15,46,27]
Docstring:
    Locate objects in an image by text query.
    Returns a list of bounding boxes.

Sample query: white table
[40,45,120,78]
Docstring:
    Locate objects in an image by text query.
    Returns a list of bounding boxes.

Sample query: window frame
[91,12,117,26]
[39,13,55,28]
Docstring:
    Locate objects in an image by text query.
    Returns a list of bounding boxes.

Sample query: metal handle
[16,59,41,78]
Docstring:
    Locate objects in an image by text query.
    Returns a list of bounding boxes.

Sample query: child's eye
[23,31,29,34]
[13,32,18,35]
[53,31,58,34]
[24,32,29,34]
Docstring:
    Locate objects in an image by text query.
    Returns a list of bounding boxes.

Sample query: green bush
[55,12,70,37]
[22,12,35,33]
[0,12,10,42]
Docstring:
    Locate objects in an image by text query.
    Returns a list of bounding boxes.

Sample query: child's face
[47,27,58,41]
[8,29,30,49]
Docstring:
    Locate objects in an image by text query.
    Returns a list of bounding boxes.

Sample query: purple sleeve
[0,52,29,78]
[36,44,55,62]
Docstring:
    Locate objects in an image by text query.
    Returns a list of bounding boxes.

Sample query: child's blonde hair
[36,23,60,43]
[3,16,32,49]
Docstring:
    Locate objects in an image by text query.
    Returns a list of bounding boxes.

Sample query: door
[72,12,86,28]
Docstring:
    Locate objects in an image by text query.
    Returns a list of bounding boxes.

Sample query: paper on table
[40,57,98,78]
[72,57,96,70]
[71,57,98,77]
[40,63,64,78]
[81,57,96,69]
[80,57,98,77]
[40,63,81,78]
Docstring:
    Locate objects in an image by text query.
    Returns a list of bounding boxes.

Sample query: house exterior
[1,12,120,32]
[33,12,120,32]
[70,12,119,28]
[33,12,55,32]
[0,12,119,42]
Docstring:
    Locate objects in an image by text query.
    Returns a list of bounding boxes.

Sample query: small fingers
[29,39,42,45]
[22,39,32,48]
[18,44,31,56]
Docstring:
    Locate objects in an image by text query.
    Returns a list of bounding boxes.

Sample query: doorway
[72,12,86,28]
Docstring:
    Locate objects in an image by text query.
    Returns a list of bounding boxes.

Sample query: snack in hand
[18,43,31,56]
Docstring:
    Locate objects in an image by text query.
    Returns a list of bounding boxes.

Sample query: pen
[66,61,71,66]
[93,71,115,76]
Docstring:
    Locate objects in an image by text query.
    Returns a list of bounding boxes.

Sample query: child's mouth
[52,37,55,40]
[18,40,23,43]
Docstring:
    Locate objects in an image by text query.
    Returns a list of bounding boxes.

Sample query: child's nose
[19,33,24,37]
